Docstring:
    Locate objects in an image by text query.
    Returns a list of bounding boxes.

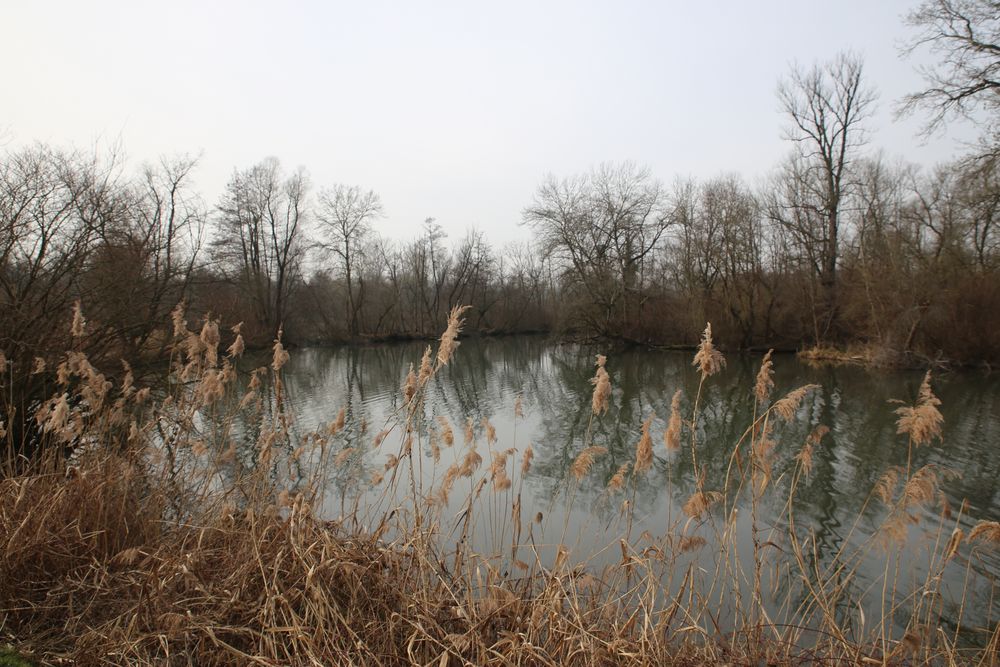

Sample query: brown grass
[570,446,607,481]
[0,307,995,666]
[663,389,682,453]
[590,354,611,416]
[692,323,725,379]
[895,370,944,447]
[632,414,654,476]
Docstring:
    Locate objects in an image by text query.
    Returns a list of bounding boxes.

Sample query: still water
[269,336,1000,638]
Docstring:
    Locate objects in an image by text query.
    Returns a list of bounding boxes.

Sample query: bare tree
[708,176,767,348]
[523,162,669,337]
[904,162,965,265]
[957,160,1000,269]
[901,0,1000,158]
[1,147,97,366]
[449,230,498,330]
[214,158,308,339]
[502,241,549,329]
[774,52,876,338]
[84,156,204,356]
[0,143,214,448]
[669,178,721,302]
[411,219,450,332]
[316,184,383,337]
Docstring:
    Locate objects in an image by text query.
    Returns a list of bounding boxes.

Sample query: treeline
[526,155,1000,364]
[0,151,534,457]
[0,145,561,448]
[3,133,998,374]
[203,158,556,344]
[3,0,1000,436]
[523,36,1000,364]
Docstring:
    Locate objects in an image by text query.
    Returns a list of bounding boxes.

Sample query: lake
[264,336,1000,640]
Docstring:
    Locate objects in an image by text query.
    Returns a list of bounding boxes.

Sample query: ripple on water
[242,337,1000,637]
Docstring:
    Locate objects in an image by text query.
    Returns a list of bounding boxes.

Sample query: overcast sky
[1,0,978,245]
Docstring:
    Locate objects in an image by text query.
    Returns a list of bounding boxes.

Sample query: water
[266,336,1000,641]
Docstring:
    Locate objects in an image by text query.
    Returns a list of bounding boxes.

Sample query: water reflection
[270,337,1000,637]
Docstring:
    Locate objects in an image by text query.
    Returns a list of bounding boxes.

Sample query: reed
[0,304,995,666]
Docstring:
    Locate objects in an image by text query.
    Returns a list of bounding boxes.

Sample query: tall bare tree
[523,162,669,337]
[85,156,204,356]
[901,0,1000,160]
[316,184,383,337]
[214,158,308,340]
[0,145,203,449]
[1,147,99,394]
[774,52,876,339]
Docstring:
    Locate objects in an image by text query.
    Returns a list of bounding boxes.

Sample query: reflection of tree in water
[427,335,550,425]
[519,345,1000,625]
[243,340,1000,537]
[266,345,415,497]
[230,337,1000,632]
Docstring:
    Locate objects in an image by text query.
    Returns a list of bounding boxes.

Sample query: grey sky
[2,0,977,245]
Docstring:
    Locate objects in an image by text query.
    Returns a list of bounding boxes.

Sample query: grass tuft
[0,307,995,665]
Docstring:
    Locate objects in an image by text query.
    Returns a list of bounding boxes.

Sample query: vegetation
[2,3,1000,661]
[4,5,1000,380]
[0,648,32,667]
[900,0,1000,163]
[0,305,996,665]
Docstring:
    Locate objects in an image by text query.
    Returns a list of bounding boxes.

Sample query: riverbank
[796,343,965,370]
[1,308,996,665]
[3,451,993,666]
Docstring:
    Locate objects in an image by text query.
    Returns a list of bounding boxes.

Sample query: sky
[0,0,980,245]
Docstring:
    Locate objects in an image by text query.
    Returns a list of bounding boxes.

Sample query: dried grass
[772,384,819,422]
[754,349,774,404]
[692,323,725,379]
[795,425,829,477]
[70,300,86,338]
[682,491,722,519]
[969,521,1000,543]
[607,462,630,492]
[437,305,470,366]
[633,414,654,475]
[895,370,944,447]
[590,354,611,415]
[570,446,607,481]
[0,308,990,667]
[664,389,682,453]
[521,445,534,475]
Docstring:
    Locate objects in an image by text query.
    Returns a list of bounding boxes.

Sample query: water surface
[270,336,1000,639]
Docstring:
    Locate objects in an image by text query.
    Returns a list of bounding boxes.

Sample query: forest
[3,5,1000,429]
[3,2,1000,665]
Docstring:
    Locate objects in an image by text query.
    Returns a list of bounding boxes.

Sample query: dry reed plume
[664,389,682,452]
[0,308,994,666]
[754,349,774,403]
[608,462,631,492]
[895,370,944,447]
[590,354,611,415]
[437,305,470,366]
[632,414,654,475]
[693,322,725,378]
[570,446,607,481]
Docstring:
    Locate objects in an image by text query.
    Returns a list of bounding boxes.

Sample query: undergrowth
[0,303,997,665]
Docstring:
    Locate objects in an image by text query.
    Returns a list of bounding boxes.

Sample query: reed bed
[0,304,997,666]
